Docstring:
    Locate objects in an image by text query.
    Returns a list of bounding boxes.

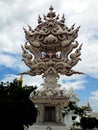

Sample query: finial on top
[49,5,53,11]
[18,75,23,87]
[47,5,56,19]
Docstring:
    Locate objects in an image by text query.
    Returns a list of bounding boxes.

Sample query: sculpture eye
[58,34,66,40]
[37,35,44,41]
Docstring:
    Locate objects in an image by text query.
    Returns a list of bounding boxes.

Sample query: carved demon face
[24,19,78,53]
[21,6,83,77]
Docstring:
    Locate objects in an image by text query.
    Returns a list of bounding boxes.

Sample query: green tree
[0,79,38,130]
[64,101,87,117]
[80,116,98,130]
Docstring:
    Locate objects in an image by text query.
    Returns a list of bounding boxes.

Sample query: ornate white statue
[21,6,83,96]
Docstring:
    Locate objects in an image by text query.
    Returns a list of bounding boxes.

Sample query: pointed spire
[28,24,33,32]
[86,100,92,111]
[70,23,75,30]
[38,15,42,24]
[43,14,47,20]
[56,14,59,20]
[75,26,81,33]
[18,75,23,87]
[23,27,27,33]
[47,5,56,19]
[60,14,65,23]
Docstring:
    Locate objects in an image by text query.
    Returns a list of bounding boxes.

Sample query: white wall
[63,111,78,127]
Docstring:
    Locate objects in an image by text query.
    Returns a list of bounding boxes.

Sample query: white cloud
[0,53,17,67]
[61,0,89,13]
[0,52,26,72]
[22,75,43,88]
[59,75,86,90]
[0,74,19,83]
[89,91,98,111]
[74,35,98,78]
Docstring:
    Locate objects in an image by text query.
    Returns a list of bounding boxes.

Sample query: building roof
[67,87,80,103]
[69,94,80,103]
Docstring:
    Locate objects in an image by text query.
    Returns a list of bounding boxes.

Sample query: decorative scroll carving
[21,6,84,96]
[21,6,83,78]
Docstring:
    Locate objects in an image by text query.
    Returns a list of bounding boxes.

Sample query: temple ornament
[21,6,84,123]
[21,6,83,79]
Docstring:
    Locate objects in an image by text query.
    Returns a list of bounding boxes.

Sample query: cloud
[22,75,43,87]
[0,53,17,67]
[59,75,86,90]
[74,34,98,78]
[0,52,27,73]
[89,90,98,111]
[0,74,19,83]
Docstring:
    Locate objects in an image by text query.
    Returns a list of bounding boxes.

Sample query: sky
[0,0,98,111]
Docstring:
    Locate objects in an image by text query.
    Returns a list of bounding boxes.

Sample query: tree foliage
[64,102,98,129]
[0,79,38,130]
[80,116,98,130]
[64,101,87,116]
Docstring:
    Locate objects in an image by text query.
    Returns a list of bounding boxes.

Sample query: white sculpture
[21,6,83,96]
[21,6,84,123]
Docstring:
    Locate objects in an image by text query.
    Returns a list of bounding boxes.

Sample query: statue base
[29,123,70,130]
[30,95,69,123]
